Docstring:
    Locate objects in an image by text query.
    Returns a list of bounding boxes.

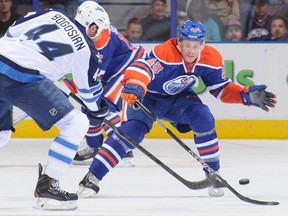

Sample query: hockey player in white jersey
[0,1,110,211]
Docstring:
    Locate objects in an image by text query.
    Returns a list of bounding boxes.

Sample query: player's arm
[121,58,154,106]
[210,80,277,112]
[72,49,109,126]
[201,46,276,111]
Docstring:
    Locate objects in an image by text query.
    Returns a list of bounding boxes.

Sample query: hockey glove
[240,85,276,112]
[121,79,147,107]
[82,99,110,127]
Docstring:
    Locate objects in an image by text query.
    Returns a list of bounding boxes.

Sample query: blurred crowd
[1,0,288,41]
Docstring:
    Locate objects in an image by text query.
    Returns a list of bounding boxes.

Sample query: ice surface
[0,138,287,216]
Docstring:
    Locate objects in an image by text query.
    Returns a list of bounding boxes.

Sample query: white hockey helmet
[75,1,110,40]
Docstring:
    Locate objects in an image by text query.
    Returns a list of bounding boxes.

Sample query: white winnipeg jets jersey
[0,9,102,111]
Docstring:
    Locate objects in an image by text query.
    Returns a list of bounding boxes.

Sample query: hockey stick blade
[216,174,279,205]
[104,119,213,190]
[65,90,212,190]
[135,101,279,206]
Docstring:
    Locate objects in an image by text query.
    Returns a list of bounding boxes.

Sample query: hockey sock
[194,129,220,171]
[103,112,121,136]
[46,109,89,180]
[85,124,104,148]
[89,136,127,180]
[85,112,120,148]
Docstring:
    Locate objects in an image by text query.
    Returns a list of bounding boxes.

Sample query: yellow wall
[12,119,288,139]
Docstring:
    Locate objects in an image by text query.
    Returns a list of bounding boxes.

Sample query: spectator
[246,0,271,39]
[124,17,143,41]
[269,0,288,20]
[249,15,288,40]
[176,0,190,16]
[224,19,245,41]
[141,0,170,41]
[187,0,221,41]
[0,0,21,37]
[238,0,253,29]
[177,15,188,29]
[203,0,240,36]
[269,0,283,3]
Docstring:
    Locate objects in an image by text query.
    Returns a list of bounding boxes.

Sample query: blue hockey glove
[82,99,110,127]
[240,85,276,112]
[121,82,146,107]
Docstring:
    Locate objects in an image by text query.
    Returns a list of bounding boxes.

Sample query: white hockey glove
[240,85,276,112]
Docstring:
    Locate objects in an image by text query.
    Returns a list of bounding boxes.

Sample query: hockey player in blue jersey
[61,0,148,167]
[77,20,276,198]
[0,1,110,210]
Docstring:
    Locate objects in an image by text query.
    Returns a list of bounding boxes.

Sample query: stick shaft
[13,113,29,126]
[135,101,279,205]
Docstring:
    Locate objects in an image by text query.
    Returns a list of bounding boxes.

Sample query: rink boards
[12,43,288,139]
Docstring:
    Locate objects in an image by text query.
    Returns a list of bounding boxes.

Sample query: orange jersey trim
[198,45,223,68]
[106,82,123,104]
[221,82,244,103]
[123,68,150,86]
[95,28,110,49]
[153,39,223,69]
[153,39,182,63]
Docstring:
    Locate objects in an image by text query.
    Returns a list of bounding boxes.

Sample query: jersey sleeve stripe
[77,82,102,94]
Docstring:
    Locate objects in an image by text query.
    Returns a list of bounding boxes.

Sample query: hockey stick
[13,113,29,126]
[58,87,213,190]
[135,101,279,206]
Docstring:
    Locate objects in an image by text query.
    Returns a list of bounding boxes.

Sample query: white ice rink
[0,138,287,216]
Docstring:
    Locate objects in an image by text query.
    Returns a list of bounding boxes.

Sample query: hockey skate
[72,136,103,165]
[33,163,78,211]
[206,172,225,197]
[118,151,135,167]
[77,171,100,198]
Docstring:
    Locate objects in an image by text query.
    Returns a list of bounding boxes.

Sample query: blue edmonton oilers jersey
[146,39,230,96]
[94,25,147,84]
[122,38,230,99]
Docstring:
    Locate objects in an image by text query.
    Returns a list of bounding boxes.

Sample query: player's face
[87,24,99,41]
[178,40,203,63]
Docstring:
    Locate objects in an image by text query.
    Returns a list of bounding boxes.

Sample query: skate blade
[208,187,225,197]
[117,158,135,168]
[72,159,93,166]
[33,198,77,211]
[77,185,98,198]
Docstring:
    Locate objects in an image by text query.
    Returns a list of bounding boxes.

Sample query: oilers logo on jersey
[163,75,197,95]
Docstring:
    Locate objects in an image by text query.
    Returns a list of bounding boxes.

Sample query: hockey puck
[239,178,250,185]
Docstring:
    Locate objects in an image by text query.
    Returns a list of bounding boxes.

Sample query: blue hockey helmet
[77,0,99,7]
[178,20,206,42]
